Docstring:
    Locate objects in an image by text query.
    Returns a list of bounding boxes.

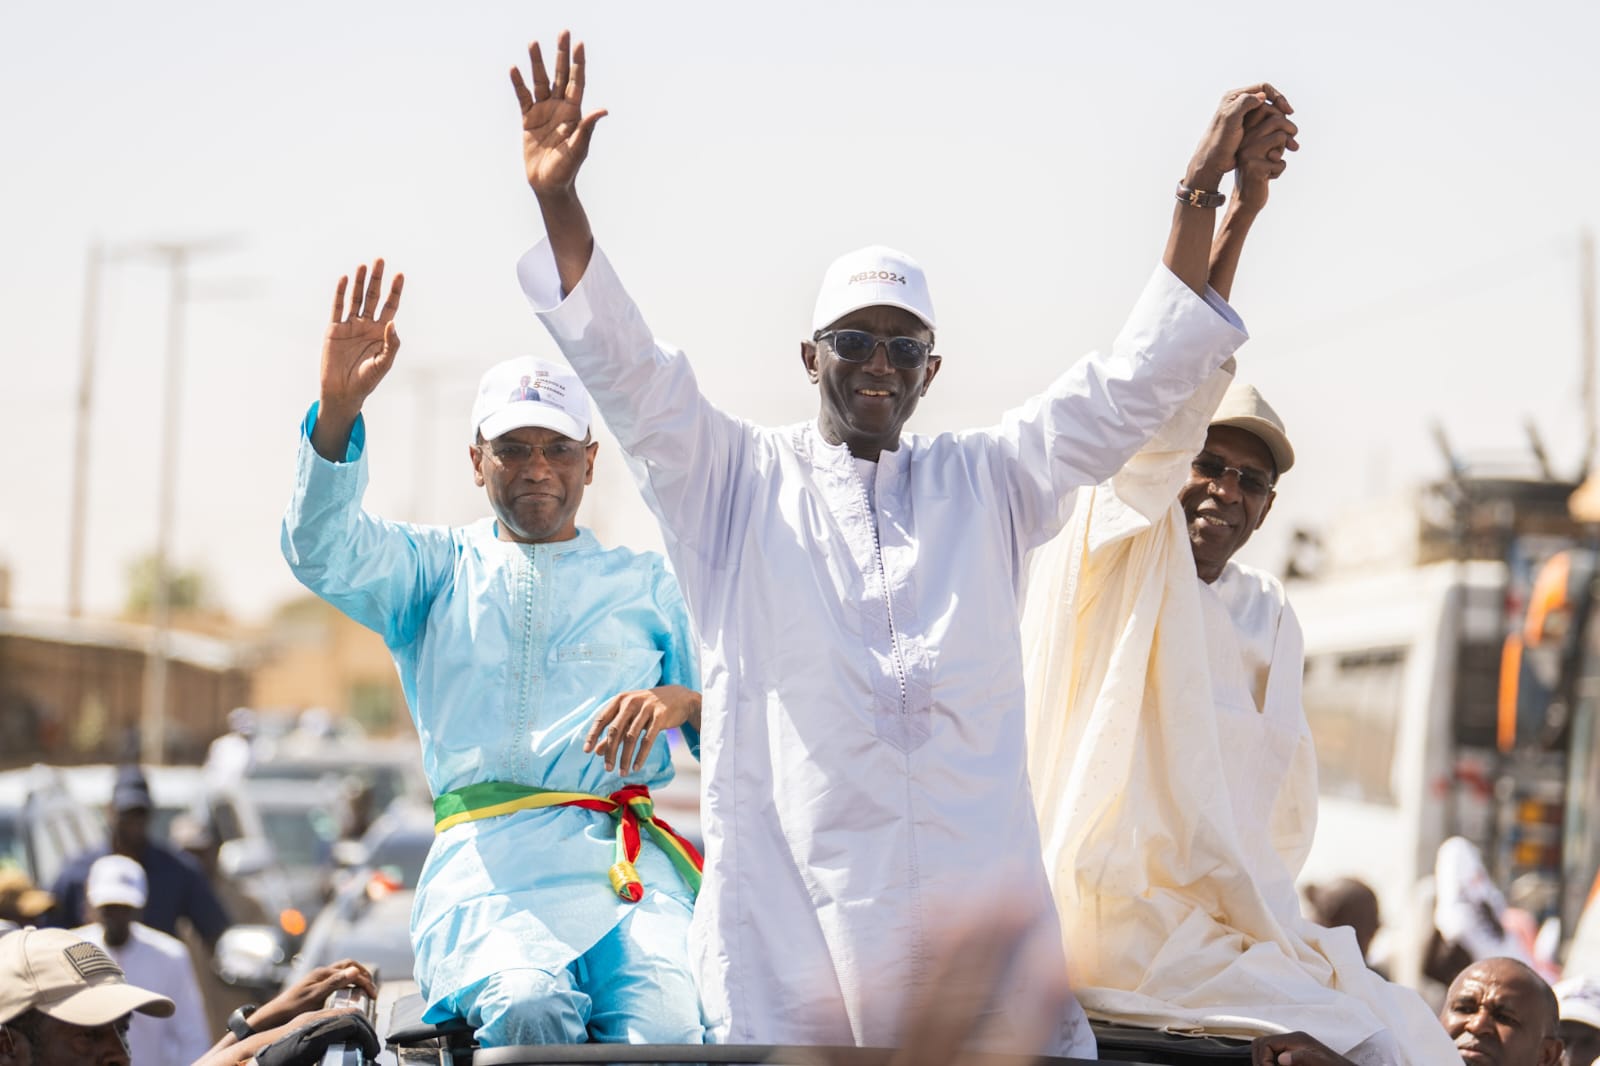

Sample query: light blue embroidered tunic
[280,405,698,1012]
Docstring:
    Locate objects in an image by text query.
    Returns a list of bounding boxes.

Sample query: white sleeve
[169,954,214,1066]
[981,265,1248,553]
[518,240,750,560]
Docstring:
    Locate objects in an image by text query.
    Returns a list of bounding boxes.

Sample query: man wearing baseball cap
[1557,977,1600,1066]
[508,31,1297,1057]
[49,766,230,948]
[0,925,173,1066]
[1020,160,1455,1061]
[281,265,704,1048]
[71,856,209,1066]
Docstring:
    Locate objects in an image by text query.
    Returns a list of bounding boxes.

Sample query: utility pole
[67,243,104,618]
[136,237,239,765]
[1582,229,1596,475]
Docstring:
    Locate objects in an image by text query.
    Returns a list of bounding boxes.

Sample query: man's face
[1560,1022,1600,1066]
[1442,960,1563,1066]
[1,1012,131,1066]
[469,426,597,544]
[93,904,136,948]
[108,808,148,857]
[1178,425,1277,583]
[801,305,941,460]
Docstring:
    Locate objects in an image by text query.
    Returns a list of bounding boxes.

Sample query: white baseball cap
[470,358,592,445]
[0,927,173,1025]
[85,855,147,910]
[1558,976,1600,1031]
[811,245,936,334]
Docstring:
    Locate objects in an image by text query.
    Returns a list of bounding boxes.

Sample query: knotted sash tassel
[609,860,644,902]
[432,780,703,902]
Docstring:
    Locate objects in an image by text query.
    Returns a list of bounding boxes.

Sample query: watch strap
[1175,181,1226,209]
[228,1004,258,1042]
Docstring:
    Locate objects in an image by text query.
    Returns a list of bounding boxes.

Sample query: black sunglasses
[814,329,934,370]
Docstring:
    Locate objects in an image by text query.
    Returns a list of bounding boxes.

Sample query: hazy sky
[3,0,1597,622]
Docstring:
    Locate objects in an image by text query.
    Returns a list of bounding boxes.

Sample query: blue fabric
[48,842,230,941]
[446,891,702,1047]
[280,404,701,1020]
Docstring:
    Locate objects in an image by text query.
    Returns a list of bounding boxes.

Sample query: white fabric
[73,922,210,1066]
[1433,835,1534,965]
[1019,369,1459,1064]
[520,240,1245,1055]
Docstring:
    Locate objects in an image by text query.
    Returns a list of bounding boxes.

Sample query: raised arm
[1164,84,1297,297]
[1208,100,1300,301]
[312,259,404,461]
[511,31,606,298]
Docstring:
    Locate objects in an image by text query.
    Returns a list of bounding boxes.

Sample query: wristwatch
[1175,181,1226,209]
[227,1004,258,1041]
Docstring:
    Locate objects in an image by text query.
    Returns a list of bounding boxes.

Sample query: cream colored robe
[1021,367,1458,1064]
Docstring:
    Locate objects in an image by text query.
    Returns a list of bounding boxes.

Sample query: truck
[1289,459,1600,988]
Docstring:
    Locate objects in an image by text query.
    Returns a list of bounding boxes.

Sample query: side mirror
[218,837,275,879]
[213,924,289,990]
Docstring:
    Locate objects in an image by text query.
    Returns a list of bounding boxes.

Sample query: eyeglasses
[1191,455,1274,497]
[814,329,934,370]
[479,440,589,466]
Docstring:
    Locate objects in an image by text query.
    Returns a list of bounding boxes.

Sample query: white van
[1290,558,1509,986]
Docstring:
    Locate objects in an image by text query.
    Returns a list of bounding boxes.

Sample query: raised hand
[1233,102,1300,214]
[584,685,701,774]
[248,959,377,1033]
[312,259,402,462]
[321,259,403,414]
[510,31,607,199]
[1185,83,1294,192]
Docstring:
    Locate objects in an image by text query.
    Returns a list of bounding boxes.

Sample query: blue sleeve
[46,859,90,929]
[280,403,457,649]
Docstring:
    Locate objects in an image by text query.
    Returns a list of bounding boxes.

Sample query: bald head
[1442,958,1562,1066]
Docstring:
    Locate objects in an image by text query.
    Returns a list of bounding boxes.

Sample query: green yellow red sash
[432,781,702,902]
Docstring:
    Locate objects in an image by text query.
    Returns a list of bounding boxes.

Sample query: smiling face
[800,304,941,461]
[469,426,597,544]
[1443,959,1563,1066]
[1178,425,1278,583]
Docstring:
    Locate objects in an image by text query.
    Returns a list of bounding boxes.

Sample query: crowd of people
[7,25,1600,1066]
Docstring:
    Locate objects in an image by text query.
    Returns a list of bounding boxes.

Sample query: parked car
[202,775,344,931]
[0,765,103,888]
[285,801,433,989]
[247,739,428,833]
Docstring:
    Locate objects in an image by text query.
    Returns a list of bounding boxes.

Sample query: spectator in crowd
[1255,957,1564,1066]
[281,261,704,1047]
[334,776,377,842]
[194,959,377,1066]
[1,923,376,1066]
[203,708,258,789]
[1305,878,1383,967]
[48,766,231,949]
[0,870,53,930]
[1556,977,1600,1066]
[510,29,1267,1057]
[0,925,174,1066]
[71,856,209,1066]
